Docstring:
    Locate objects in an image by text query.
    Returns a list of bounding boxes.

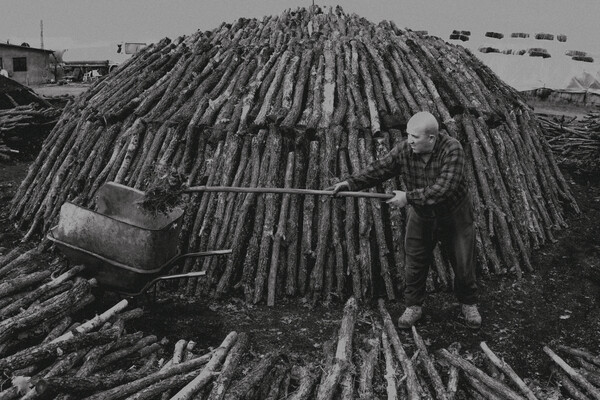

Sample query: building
[0,43,53,86]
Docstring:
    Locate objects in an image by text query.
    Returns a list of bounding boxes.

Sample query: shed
[0,43,54,86]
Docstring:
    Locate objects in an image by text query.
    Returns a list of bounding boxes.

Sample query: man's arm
[406,145,465,206]
[345,144,403,191]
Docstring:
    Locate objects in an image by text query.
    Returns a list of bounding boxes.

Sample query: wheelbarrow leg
[138,271,209,297]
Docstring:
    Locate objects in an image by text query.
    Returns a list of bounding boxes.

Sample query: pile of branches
[0,103,61,161]
[0,248,587,399]
[0,271,548,400]
[0,247,218,400]
[539,113,600,175]
[9,6,578,304]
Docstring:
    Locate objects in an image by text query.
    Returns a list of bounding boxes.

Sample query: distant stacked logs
[539,113,600,174]
[0,103,61,161]
[10,6,578,304]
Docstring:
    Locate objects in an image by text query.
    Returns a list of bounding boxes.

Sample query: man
[330,111,481,329]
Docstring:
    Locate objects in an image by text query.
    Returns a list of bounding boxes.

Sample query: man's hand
[386,190,408,208]
[326,181,350,197]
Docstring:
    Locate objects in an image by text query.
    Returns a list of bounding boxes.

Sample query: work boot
[397,306,422,329]
[461,304,482,329]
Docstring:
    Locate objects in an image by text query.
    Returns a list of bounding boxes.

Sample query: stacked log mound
[10,6,578,303]
[539,113,600,175]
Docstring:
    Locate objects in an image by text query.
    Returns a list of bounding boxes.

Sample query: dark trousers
[404,195,477,306]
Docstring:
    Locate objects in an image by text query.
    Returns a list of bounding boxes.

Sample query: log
[298,140,320,295]
[543,346,600,400]
[281,49,313,127]
[309,129,335,302]
[412,327,449,400]
[437,348,526,400]
[463,374,506,400]
[0,270,51,300]
[378,299,420,400]
[81,350,215,400]
[285,145,306,297]
[552,366,591,400]
[480,342,538,400]
[222,351,282,400]
[207,332,249,400]
[0,246,43,278]
[339,370,353,400]
[125,370,206,400]
[360,136,396,299]
[95,335,158,370]
[41,316,73,344]
[50,299,129,343]
[267,151,295,306]
[381,330,398,400]
[358,335,379,400]
[169,331,238,400]
[415,362,435,400]
[36,367,167,397]
[0,280,95,345]
[0,265,85,319]
[215,131,267,297]
[238,133,272,300]
[577,358,600,375]
[0,327,119,372]
[264,365,290,400]
[338,151,361,299]
[315,297,357,400]
[74,321,130,377]
[579,367,600,390]
[558,345,600,368]
[252,127,282,303]
[446,343,461,400]
[288,365,318,400]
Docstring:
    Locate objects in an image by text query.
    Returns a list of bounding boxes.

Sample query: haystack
[10,6,578,304]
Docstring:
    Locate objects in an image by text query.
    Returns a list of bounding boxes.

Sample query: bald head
[406,112,439,154]
[407,111,439,137]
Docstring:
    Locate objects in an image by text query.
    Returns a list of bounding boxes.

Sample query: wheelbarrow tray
[53,182,184,271]
[48,226,181,295]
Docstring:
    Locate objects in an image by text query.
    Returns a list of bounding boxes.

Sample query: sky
[1,0,599,56]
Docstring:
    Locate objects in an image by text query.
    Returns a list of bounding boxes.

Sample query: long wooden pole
[184,186,393,200]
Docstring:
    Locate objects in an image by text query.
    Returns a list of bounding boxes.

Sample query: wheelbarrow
[48,182,232,296]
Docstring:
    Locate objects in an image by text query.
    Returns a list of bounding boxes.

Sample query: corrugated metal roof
[0,43,53,53]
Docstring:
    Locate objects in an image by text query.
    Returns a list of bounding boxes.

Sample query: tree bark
[378,299,420,400]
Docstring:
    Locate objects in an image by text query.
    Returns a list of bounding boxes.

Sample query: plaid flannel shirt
[346,133,468,217]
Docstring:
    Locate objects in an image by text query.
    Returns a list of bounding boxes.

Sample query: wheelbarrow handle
[184,186,394,200]
[169,249,232,265]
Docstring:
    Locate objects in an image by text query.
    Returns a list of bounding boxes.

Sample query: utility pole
[40,20,44,49]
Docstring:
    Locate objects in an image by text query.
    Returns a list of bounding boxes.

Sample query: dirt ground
[29,83,91,98]
[1,101,599,389]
